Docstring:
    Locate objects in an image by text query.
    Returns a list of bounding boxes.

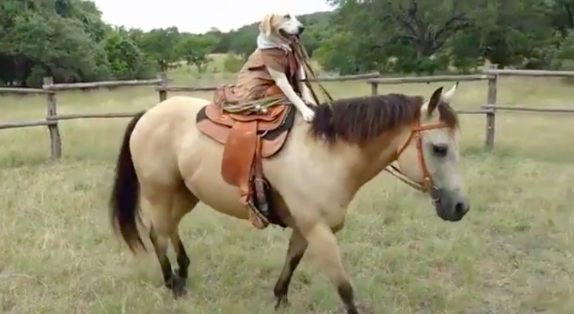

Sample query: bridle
[384,118,450,197]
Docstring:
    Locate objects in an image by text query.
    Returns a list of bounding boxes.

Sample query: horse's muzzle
[432,188,470,222]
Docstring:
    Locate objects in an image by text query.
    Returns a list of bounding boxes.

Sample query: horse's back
[146,95,209,121]
[130,96,210,187]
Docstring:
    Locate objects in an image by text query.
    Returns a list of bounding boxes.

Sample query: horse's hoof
[274,295,289,309]
[168,276,187,298]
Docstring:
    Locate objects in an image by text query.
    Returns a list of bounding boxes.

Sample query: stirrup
[247,200,269,229]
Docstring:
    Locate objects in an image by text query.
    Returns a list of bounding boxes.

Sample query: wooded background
[3,0,574,87]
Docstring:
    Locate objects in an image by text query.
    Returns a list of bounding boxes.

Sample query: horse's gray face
[419,127,469,222]
[422,84,470,222]
[397,83,470,222]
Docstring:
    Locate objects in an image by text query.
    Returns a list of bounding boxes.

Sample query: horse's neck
[286,120,410,205]
[348,128,409,190]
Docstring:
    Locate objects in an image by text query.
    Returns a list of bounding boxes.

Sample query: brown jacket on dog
[232,48,301,102]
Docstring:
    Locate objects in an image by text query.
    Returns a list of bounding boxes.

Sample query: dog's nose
[298,25,305,34]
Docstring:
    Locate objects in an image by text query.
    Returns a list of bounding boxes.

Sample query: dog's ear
[260,14,275,36]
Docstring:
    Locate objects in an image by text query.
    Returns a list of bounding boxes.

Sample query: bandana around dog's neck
[257,33,291,52]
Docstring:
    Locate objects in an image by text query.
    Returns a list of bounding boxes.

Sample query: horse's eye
[283,14,291,19]
[432,144,448,157]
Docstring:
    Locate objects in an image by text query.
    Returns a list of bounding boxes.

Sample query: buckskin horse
[109,83,470,314]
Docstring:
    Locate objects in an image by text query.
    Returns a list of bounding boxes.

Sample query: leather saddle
[196,85,297,229]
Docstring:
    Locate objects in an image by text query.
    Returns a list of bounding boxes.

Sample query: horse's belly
[190,179,249,220]
[179,136,250,220]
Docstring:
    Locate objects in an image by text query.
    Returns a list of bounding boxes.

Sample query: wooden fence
[365,69,574,149]
[1,70,573,159]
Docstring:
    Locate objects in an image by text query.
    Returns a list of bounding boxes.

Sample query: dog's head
[259,13,305,43]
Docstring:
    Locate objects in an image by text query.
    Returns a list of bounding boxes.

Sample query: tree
[104,27,154,79]
[0,0,111,86]
[138,27,181,71]
[207,28,233,53]
[228,27,258,59]
[320,0,472,72]
[176,34,219,72]
[4,0,574,86]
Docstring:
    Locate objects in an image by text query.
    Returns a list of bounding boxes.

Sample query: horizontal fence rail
[43,78,163,91]
[0,87,47,94]
[365,74,492,85]
[156,86,217,92]
[154,72,383,93]
[1,69,573,159]
[365,74,493,99]
[482,105,574,113]
[46,112,145,121]
[485,69,574,77]
[0,120,56,130]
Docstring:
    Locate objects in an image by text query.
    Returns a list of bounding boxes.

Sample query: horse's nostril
[454,201,469,214]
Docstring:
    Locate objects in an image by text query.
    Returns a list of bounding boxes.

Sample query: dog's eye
[283,14,291,19]
[431,144,448,157]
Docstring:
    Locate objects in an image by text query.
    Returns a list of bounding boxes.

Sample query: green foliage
[223,55,245,73]
[104,29,152,79]
[137,27,181,71]
[177,34,219,73]
[315,0,574,74]
[448,30,484,73]
[314,31,365,74]
[227,26,259,60]
[4,0,574,87]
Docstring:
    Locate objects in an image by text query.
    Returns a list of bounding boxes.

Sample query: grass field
[1,67,573,314]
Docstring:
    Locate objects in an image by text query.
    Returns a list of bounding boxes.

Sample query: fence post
[158,72,168,101]
[370,82,378,96]
[485,65,498,150]
[43,77,62,159]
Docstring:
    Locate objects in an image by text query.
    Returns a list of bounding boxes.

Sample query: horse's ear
[423,86,444,116]
[441,82,458,103]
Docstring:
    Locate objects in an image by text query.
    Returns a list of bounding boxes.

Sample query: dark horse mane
[309,93,459,144]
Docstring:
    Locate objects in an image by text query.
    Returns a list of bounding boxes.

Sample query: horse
[109,83,470,314]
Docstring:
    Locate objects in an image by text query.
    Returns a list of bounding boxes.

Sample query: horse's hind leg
[148,225,186,296]
[273,228,308,308]
[144,185,198,297]
[170,186,199,281]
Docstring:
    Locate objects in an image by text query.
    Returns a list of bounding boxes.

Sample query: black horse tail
[109,110,147,253]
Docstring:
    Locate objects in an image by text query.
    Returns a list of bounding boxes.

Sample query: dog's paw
[301,108,315,122]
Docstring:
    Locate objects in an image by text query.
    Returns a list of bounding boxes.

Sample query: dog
[256,12,316,122]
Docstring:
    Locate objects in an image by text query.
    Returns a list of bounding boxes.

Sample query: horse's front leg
[298,219,359,314]
[273,228,308,308]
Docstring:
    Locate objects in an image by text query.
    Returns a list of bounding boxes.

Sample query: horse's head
[395,83,469,222]
[308,86,469,221]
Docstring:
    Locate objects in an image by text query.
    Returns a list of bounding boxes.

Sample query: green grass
[1,65,573,314]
